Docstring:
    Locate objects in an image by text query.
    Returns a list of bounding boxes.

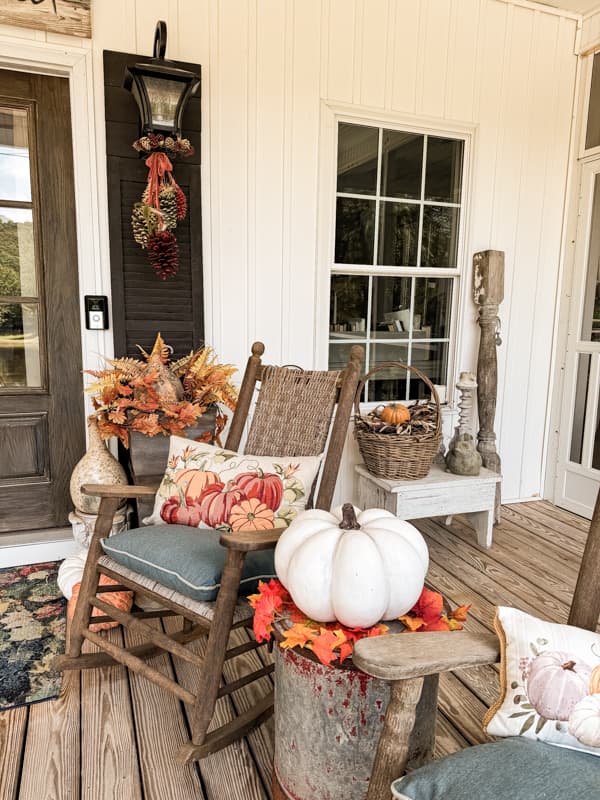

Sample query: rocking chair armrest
[219,529,283,552]
[82,483,159,499]
[352,631,501,681]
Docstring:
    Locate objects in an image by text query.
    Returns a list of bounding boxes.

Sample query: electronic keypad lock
[84,295,109,330]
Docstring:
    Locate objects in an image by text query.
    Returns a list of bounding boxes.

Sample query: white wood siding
[1,0,578,505]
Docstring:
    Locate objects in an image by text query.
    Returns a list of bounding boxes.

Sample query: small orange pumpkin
[174,468,219,501]
[229,497,275,532]
[379,403,410,425]
[590,664,600,694]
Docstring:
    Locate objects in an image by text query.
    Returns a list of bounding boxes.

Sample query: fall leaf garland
[248,580,470,667]
[131,134,194,280]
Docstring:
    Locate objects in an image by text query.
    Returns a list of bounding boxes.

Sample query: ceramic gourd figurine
[445,433,482,476]
[69,417,128,514]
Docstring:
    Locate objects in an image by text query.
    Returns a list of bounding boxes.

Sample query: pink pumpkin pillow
[484,607,600,757]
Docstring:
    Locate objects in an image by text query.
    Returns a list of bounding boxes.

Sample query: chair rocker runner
[56,341,364,763]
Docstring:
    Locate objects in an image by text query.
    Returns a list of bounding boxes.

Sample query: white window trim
[315,101,476,412]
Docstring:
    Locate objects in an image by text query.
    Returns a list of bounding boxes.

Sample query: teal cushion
[101,525,275,602]
[392,738,600,799]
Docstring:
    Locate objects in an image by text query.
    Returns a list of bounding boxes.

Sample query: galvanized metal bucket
[273,646,390,800]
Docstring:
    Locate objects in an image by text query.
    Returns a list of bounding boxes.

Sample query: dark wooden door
[0,70,84,534]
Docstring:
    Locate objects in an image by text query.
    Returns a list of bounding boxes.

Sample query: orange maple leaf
[338,642,354,663]
[448,604,471,622]
[308,628,347,667]
[423,617,451,632]
[280,624,316,650]
[369,623,389,637]
[412,588,444,623]
[131,413,162,436]
[444,615,464,631]
[399,614,426,632]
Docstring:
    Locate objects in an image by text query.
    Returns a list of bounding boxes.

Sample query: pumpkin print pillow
[144,437,322,533]
[484,607,600,757]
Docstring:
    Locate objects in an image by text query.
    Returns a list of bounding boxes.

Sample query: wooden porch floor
[0,500,589,799]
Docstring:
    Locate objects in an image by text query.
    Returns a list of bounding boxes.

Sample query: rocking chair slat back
[226,342,364,511]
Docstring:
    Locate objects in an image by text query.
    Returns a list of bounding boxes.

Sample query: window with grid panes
[329,122,465,403]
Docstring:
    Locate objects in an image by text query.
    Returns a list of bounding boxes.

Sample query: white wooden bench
[355,463,501,548]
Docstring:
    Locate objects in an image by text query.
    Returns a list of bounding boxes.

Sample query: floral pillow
[484,607,600,757]
[144,437,322,533]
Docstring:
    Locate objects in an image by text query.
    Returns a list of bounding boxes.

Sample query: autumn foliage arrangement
[249,579,470,667]
[85,333,238,447]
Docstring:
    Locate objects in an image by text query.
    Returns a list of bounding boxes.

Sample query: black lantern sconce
[124,20,200,138]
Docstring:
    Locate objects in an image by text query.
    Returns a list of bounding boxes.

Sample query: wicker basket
[354,362,442,481]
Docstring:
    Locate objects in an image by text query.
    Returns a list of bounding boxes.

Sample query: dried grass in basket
[354,362,442,481]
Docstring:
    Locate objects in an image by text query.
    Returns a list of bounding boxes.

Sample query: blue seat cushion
[101,525,275,602]
[392,737,600,799]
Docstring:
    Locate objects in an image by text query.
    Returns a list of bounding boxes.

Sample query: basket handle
[354,361,442,436]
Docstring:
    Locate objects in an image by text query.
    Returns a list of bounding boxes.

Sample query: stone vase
[70,418,128,514]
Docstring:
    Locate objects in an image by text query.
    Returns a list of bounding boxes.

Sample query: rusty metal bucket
[273,646,390,800]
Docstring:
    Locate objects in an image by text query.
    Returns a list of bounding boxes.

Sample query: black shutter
[103,50,203,359]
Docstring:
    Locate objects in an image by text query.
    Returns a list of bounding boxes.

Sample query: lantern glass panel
[142,76,185,130]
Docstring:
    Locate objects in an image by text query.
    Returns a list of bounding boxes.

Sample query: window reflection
[0,108,31,202]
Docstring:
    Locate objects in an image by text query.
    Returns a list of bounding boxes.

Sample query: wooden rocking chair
[354,490,600,799]
[56,341,363,763]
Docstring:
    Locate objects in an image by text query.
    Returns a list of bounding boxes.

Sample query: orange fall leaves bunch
[248,580,470,667]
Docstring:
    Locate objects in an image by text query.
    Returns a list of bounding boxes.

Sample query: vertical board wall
[87,0,578,503]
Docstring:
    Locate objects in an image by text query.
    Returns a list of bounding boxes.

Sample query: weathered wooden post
[472,250,504,522]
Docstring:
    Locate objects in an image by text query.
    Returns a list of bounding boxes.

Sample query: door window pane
[381,132,423,199]
[414,277,453,338]
[329,274,368,336]
[0,208,36,297]
[570,353,591,464]
[335,198,375,264]
[581,175,600,341]
[378,202,419,266]
[337,123,378,195]
[371,276,412,338]
[0,108,31,202]
[425,137,463,203]
[0,302,41,388]
[421,206,459,267]
[586,54,600,151]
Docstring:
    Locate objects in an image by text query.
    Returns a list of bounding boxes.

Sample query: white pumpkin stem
[340,503,361,531]
[561,660,576,671]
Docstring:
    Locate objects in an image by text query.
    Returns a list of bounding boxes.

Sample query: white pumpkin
[568,693,600,747]
[274,503,429,628]
[57,549,88,599]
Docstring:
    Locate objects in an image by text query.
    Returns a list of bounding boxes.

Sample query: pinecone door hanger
[124,20,200,280]
[131,135,193,279]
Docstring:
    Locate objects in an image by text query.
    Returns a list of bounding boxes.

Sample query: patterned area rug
[0,561,66,711]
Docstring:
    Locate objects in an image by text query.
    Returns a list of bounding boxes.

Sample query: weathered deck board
[80,629,143,800]
[123,620,205,800]
[0,706,28,800]
[222,626,275,789]
[418,519,570,622]
[162,616,268,800]
[19,670,81,800]
[3,499,590,798]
